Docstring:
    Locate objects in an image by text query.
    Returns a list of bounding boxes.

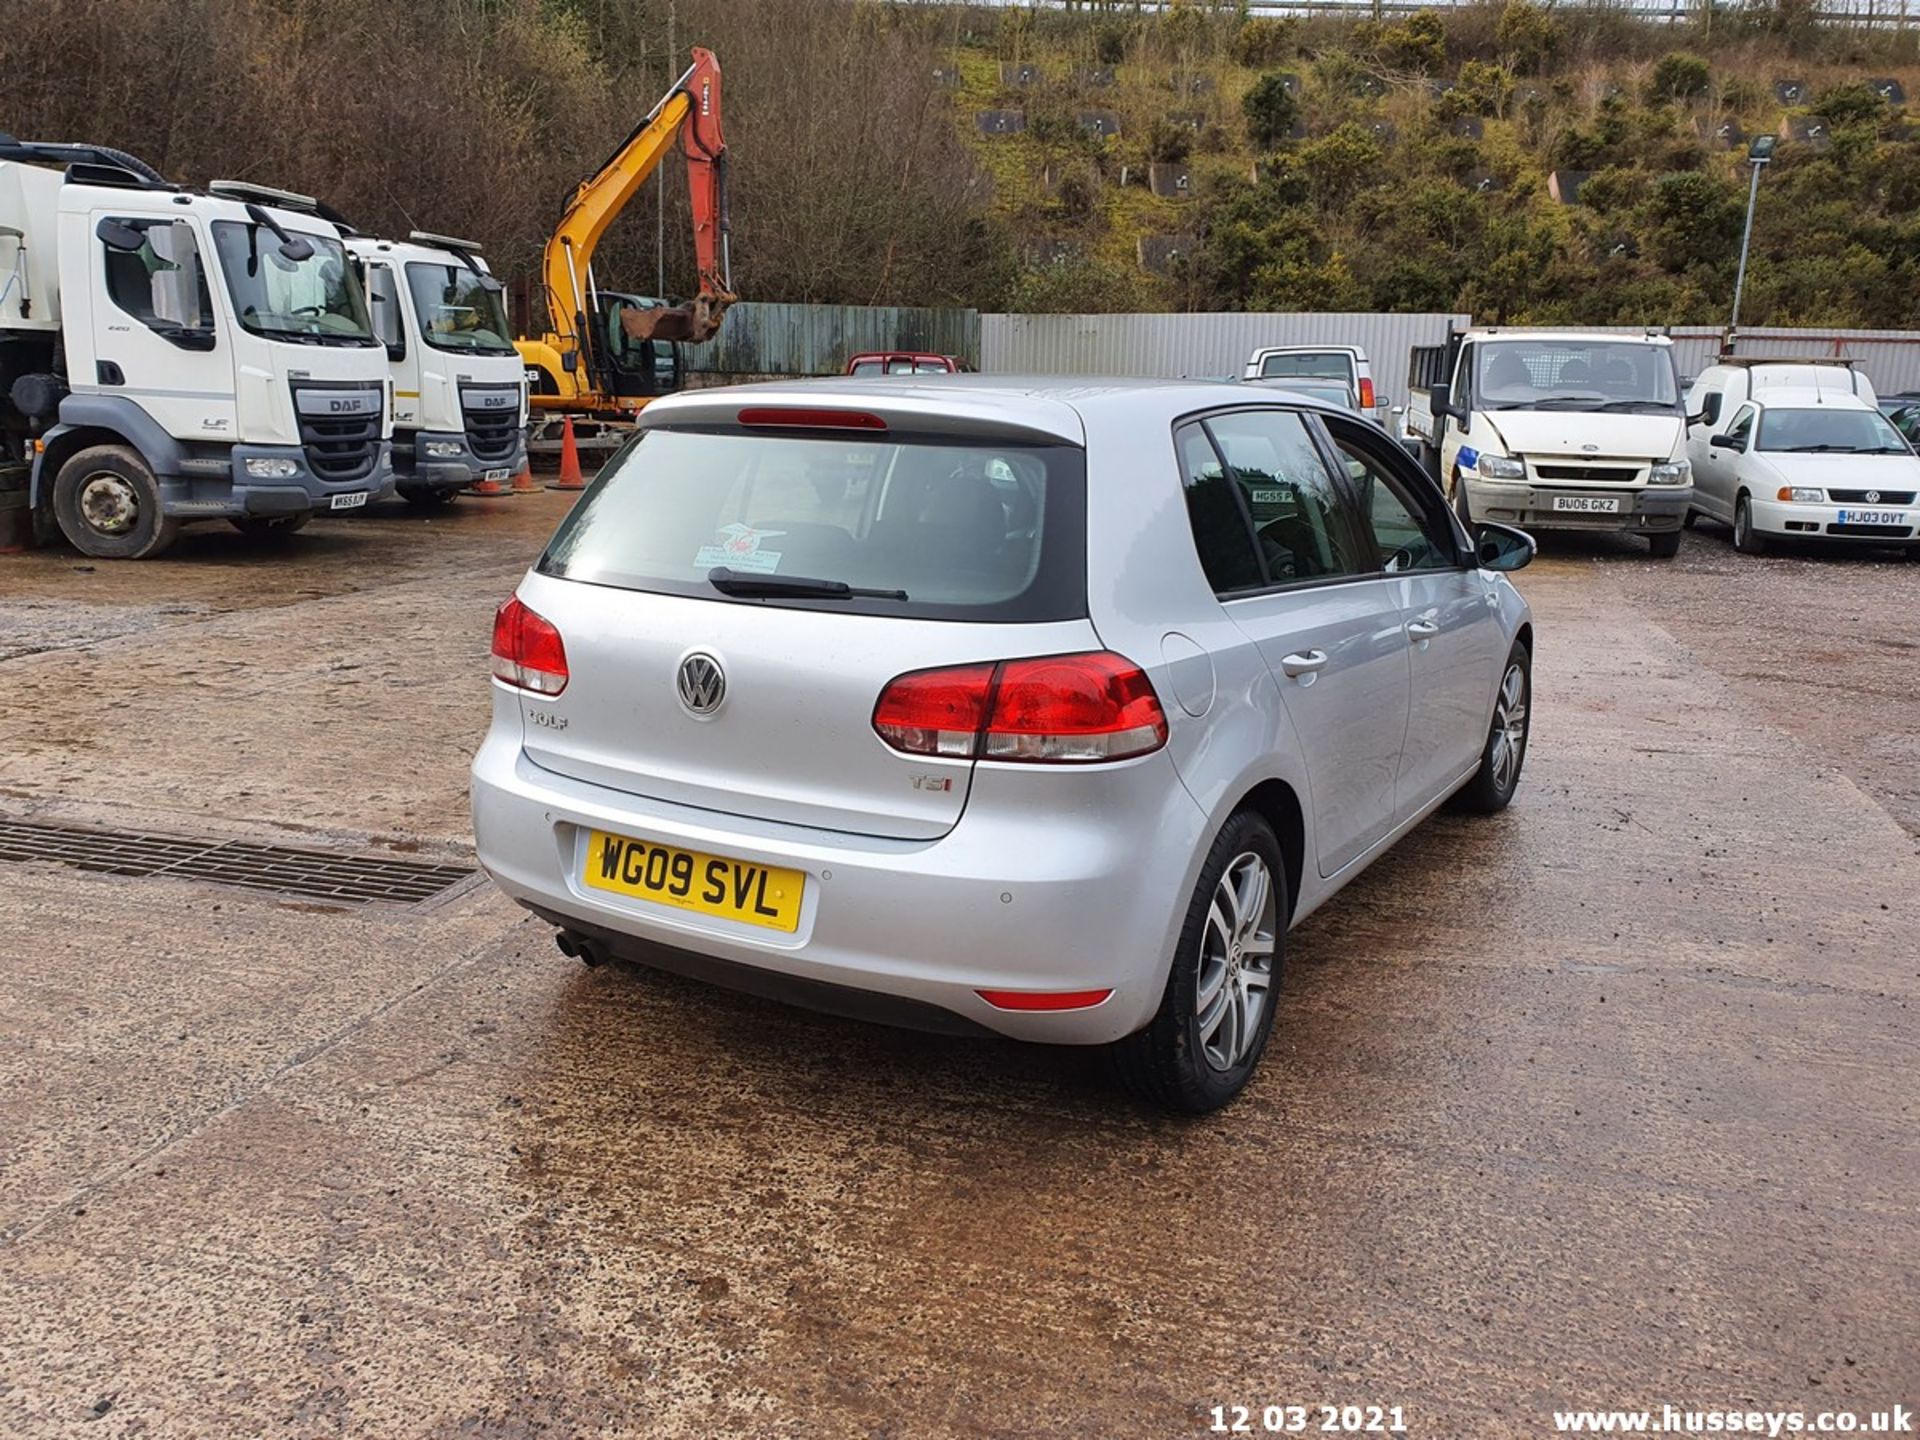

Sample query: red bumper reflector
[976,988,1113,1012]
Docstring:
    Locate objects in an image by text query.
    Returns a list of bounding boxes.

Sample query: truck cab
[346,232,527,506]
[1,142,394,558]
[1405,329,1693,558]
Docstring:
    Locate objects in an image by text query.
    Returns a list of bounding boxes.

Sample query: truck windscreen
[1476,341,1680,413]
[210,223,375,345]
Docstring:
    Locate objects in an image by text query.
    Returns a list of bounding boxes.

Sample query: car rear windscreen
[1259,351,1352,383]
[537,426,1088,621]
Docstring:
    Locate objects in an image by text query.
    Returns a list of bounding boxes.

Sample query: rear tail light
[1358,377,1376,409]
[490,596,569,696]
[873,651,1168,764]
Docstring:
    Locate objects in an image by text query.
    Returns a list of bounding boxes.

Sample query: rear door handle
[1406,619,1440,639]
[1279,649,1328,677]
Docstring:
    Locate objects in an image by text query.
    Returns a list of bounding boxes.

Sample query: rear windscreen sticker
[695,523,785,574]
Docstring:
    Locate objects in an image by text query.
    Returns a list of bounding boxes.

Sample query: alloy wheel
[1490,661,1529,793]
[1196,852,1278,1072]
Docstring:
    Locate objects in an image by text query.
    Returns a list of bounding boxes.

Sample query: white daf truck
[345,231,526,506]
[0,137,394,558]
[1405,328,1693,558]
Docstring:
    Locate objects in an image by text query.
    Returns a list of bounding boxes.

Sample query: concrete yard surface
[0,495,1915,1438]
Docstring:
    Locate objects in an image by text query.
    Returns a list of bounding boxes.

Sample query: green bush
[1493,0,1559,75]
[1230,17,1294,68]
[1446,59,1515,118]
[1819,81,1888,127]
[1094,20,1129,66]
[1243,71,1303,148]
[1146,116,1195,164]
[1360,10,1448,75]
[1300,122,1387,205]
[1647,52,1710,103]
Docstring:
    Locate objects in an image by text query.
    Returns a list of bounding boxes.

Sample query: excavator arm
[539,46,732,382]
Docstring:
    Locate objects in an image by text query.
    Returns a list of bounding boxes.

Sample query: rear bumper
[1467,478,1691,533]
[1748,496,1918,543]
[469,727,1210,1045]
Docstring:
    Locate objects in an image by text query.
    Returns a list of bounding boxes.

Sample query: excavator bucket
[617,288,737,347]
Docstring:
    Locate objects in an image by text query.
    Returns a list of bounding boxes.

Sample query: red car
[845,351,972,376]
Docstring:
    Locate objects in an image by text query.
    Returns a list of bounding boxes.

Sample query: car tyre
[1452,639,1531,815]
[53,445,179,560]
[1647,530,1682,558]
[1733,495,1767,555]
[1109,811,1286,1115]
[229,514,311,541]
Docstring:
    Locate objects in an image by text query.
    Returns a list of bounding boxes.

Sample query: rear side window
[538,427,1086,622]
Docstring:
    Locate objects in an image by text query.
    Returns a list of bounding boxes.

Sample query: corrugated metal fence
[981,311,1471,409]
[692,305,1920,402]
[687,302,981,376]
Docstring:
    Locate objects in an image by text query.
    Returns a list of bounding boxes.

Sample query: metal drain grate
[0,818,473,905]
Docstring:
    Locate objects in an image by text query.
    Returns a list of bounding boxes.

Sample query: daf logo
[1865,490,1882,504]
[677,653,726,716]
[327,399,355,412]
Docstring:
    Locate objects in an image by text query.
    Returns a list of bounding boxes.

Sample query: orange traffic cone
[547,417,587,492]
[509,458,539,495]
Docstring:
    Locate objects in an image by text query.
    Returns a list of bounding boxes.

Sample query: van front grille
[291,382,384,483]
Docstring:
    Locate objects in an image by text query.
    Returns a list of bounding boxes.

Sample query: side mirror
[478,272,505,294]
[95,217,147,253]
[1430,382,1453,420]
[1709,432,1742,450]
[1473,521,1535,572]
[278,235,315,263]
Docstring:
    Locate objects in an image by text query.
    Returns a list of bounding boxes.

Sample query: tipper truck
[1405,328,1693,558]
[0,137,394,558]
[346,231,528,506]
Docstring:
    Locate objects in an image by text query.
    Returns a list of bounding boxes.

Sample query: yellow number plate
[583,830,805,933]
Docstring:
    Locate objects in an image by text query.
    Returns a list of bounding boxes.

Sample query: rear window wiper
[706,566,908,601]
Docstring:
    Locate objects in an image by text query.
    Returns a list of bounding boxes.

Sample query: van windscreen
[537,427,1088,621]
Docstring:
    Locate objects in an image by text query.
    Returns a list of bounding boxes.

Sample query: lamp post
[1728,135,1777,354]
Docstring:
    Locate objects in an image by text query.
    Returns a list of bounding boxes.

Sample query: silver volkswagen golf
[472,379,1535,1112]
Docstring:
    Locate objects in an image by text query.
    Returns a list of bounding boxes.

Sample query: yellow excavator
[516,47,732,428]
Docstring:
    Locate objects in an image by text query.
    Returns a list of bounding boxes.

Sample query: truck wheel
[1647,530,1682,558]
[229,514,311,541]
[1109,810,1286,1114]
[53,445,179,560]
[1733,495,1767,556]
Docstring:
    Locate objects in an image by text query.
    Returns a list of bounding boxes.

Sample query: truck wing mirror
[277,235,314,263]
[95,217,146,253]
[478,272,505,294]
[1430,382,1455,421]
[1709,432,1742,450]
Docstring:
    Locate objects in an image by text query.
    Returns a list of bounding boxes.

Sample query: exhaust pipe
[553,929,605,967]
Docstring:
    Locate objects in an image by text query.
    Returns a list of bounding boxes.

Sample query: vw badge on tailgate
[677,653,726,716]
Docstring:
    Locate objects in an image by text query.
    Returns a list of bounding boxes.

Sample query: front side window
[1723,405,1756,449]
[1200,409,1367,585]
[1756,407,1911,454]
[100,218,215,341]
[538,427,1086,622]
[405,261,513,355]
[209,222,373,344]
[1475,341,1681,413]
[1324,419,1458,573]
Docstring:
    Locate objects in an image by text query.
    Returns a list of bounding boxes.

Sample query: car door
[1177,407,1411,877]
[1707,404,1757,519]
[1319,414,1502,818]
